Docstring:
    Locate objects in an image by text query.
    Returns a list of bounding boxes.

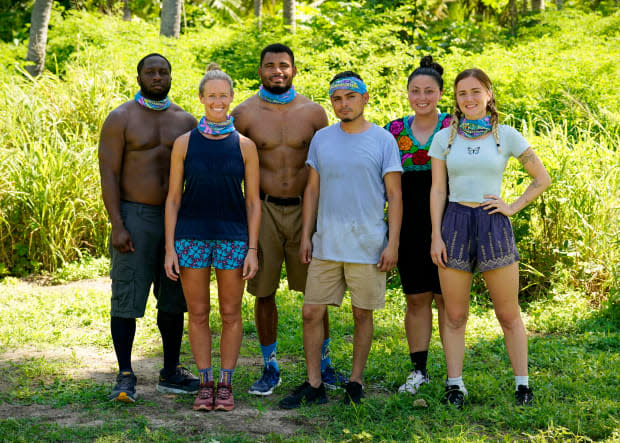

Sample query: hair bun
[420,55,443,76]
[206,62,221,72]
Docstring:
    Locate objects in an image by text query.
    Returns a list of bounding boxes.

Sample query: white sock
[447,376,465,391]
[515,375,529,390]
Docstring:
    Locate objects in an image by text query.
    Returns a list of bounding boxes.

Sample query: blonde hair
[443,68,501,156]
[199,62,234,95]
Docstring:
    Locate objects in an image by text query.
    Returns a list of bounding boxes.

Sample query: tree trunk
[520,0,528,14]
[508,0,518,27]
[254,0,262,30]
[26,0,53,77]
[283,0,295,34]
[531,0,544,10]
[123,0,131,20]
[160,0,182,38]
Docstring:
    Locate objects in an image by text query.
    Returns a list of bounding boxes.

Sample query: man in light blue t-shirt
[278,71,403,409]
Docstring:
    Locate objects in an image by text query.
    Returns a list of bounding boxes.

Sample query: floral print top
[385,113,452,172]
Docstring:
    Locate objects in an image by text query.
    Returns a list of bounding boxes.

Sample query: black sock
[111,316,136,372]
[410,351,428,376]
[157,310,184,374]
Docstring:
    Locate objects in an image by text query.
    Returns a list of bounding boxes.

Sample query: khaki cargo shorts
[304,258,386,310]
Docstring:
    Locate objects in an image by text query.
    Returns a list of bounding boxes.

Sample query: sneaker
[193,381,215,411]
[321,365,348,390]
[157,365,200,394]
[398,370,429,395]
[214,382,235,411]
[443,385,466,408]
[278,381,328,409]
[515,385,534,406]
[248,365,281,396]
[344,381,364,405]
[109,371,138,403]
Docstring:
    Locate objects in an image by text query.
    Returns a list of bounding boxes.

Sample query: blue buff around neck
[257,85,296,104]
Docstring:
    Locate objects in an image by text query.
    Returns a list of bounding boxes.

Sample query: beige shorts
[247,199,309,298]
[304,258,386,310]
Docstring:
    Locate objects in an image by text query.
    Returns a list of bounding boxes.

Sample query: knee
[220,305,241,326]
[445,308,468,329]
[188,308,210,326]
[256,293,276,309]
[352,307,373,325]
[495,310,523,331]
[406,294,431,315]
[303,304,324,324]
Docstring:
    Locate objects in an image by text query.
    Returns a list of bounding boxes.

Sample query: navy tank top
[175,129,248,241]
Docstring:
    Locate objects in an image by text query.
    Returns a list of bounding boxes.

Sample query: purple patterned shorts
[441,202,520,273]
[175,239,248,270]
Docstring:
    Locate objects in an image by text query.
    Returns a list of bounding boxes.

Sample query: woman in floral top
[384,56,451,396]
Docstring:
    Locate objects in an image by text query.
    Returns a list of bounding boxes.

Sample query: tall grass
[0,8,618,301]
[504,117,619,299]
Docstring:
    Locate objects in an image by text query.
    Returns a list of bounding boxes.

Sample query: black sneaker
[109,371,138,402]
[443,385,465,408]
[344,381,364,405]
[156,365,200,394]
[278,381,328,409]
[515,385,534,406]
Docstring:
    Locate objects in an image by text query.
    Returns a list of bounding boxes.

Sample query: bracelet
[248,247,258,250]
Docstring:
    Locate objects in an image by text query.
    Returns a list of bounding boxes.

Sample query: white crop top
[428,125,529,203]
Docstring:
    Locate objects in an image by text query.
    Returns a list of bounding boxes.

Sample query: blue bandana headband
[134,91,171,111]
[197,115,235,136]
[258,85,297,104]
[328,77,367,96]
[458,116,492,138]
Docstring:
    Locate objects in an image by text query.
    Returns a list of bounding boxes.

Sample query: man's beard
[262,82,292,95]
[138,79,171,101]
[340,110,363,123]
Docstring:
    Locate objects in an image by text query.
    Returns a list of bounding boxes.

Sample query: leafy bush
[0,7,617,302]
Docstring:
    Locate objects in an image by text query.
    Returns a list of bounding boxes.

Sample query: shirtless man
[232,44,344,395]
[99,53,199,402]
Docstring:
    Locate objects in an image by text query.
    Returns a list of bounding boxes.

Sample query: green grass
[0,276,617,441]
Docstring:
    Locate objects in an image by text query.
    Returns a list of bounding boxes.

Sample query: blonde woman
[164,64,260,411]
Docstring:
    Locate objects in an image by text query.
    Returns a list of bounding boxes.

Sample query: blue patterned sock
[198,367,213,384]
[219,368,235,385]
[321,338,332,372]
[260,342,279,372]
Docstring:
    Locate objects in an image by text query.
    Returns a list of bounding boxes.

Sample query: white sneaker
[398,370,429,395]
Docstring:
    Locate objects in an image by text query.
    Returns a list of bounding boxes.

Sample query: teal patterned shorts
[175,239,248,270]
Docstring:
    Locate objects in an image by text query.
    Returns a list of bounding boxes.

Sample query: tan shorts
[247,200,309,298]
[304,258,386,310]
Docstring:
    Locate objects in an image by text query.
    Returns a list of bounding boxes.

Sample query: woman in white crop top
[428,68,551,407]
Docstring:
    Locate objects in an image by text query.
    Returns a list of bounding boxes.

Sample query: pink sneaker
[214,382,234,411]
[193,382,215,411]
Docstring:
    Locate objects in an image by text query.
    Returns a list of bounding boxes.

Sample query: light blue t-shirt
[306,123,403,264]
[428,125,530,203]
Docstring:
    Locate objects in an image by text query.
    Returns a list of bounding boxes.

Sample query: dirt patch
[0,345,305,438]
[0,278,316,438]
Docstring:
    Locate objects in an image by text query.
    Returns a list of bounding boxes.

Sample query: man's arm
[98,108,134,253]
[310,102,329,132]
[299,166,320,264]
[378,171,402,272]
[231,102,249,136]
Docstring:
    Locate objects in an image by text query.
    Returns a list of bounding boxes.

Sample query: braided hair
[444,68,501,156]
